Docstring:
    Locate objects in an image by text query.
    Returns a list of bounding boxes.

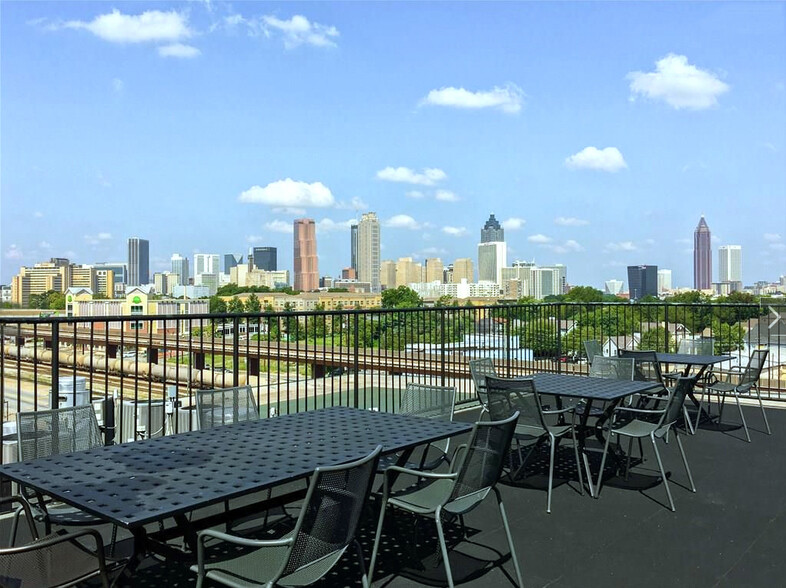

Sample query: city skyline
[2,2,785,287]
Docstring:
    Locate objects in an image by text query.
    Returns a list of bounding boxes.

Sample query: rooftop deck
[4,402,782,587]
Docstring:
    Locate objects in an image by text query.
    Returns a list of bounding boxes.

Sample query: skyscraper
[294,219,318,291]
[425,258,444,283]
[223,253,242,274]
[657,269,673,293]
[251,247,277,271]
[480,214,504,243]
[357,212,381,292]
[194,254,220,276]
[693,216,712,290]
[452,258,474,283]
[171,253,189,285]
[127,237,149,286]
[350,223,358,273]
[627,265,658,300]
[718,245,742,284]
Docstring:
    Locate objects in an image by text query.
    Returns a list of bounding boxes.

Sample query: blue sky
[2,1,785,289]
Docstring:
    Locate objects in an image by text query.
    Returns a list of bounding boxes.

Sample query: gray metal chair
[619,349,664,383]
[584,339,603,366]
[702,349,771,442]
[378,383,456,472]
[195,385,259,429]
[468,358,497,416]
[663,338,716,382]
[0,495,123,588]
[192,445,382,588]
[369,413,523,588]
[596,376,698,511]
[589,356,635,381]
[485,375,584,513]
[15,405,118,551]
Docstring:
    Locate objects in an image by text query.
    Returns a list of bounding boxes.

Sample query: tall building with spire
[294,219,318,291]
[478,214,506,287]
[127,237,149,286]
[480,213,504,243]
[693,216,712,290]
[357,212,381,292]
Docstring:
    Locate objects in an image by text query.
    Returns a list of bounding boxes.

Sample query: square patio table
[655,352,733,424]
[0,406,472,563]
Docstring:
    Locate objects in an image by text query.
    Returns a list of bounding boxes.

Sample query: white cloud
[555,216,589,227]
[421,83,524,114]
[442,226,468,237]
[550,240,584,254]
[435,189,459,202]
[316,218,355,233]
[5,245,24,260]
[406,190,425,199]
[38,241,52,249]
[272,206,307,215]
[33,211,43,218]
[421,246,448,256]
[262,14,339,49]
[158,43,201,58]
[61,9,192,44]
[628,54,729,110]
[246,235,264,244]
[376,166,447,186]
[84,232,112,246]
[502,217,526,231]
[111,78,124,93]
[264,220,294,234]
[239,179,335,208]
[565,146,627,172]
[770,243,786,251]
[528,234,552,244]
[764,233,782,242]
[605,241,638,252]
[335,196,368,210]
[385,215,424,230]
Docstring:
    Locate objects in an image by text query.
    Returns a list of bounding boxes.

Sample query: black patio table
[655,352,733,424]
[0,406,472,564]
[528,373,661,491]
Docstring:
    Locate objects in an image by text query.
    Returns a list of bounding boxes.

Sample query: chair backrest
[677,338,715,355]
[589,356,635,381]
[449,412,519,507]
[484,376,547,433]
[398,383,456,420]
[584,340,603,366]
[619,350,663,383]
[195,386,258,430]
[468,358,497,408]
[278,445,382,585]
[660,376,698,429]
[739,349,769,387]
[17,405,103,461]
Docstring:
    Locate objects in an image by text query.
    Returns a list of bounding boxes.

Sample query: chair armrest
[383,465,458,482]
[1,495,40,542]
[542,406,575,415]
[613,405,665,416]
[197,528,294,549]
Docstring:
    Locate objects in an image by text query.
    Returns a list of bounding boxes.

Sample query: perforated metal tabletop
[0,406,472,528]
[530,373,658,400]
[654,353,732,366]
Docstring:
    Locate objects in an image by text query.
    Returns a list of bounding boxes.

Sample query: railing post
[353,312,360,409]
[440,309,446,387]
[664,303,669,352]
[556,304,563,374]
[50,322,59,409]
[232,316,240,387]
[102,397,115,446]
[505,306,512,377]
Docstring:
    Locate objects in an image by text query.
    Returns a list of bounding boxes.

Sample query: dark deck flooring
[5,403,784,587]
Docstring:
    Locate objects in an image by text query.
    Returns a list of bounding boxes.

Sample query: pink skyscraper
[294,219,319,291]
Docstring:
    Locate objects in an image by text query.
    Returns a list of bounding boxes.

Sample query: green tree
[227,296,245,314]
[565,286,604,303]
[47,291,65,309]
[434,295,456,307]
[381,286,423,308]
[516,319,559,358]
[639,327,674,352]
[711,320,745,353]
[244,293,261,314]
[209,296,227,314]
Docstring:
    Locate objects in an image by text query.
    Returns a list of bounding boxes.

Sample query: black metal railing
[1,301,783,452]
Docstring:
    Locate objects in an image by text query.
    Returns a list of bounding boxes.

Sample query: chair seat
[610,418,659,438]
[377,451,446,473]
[387,478,455,515]
[707,381,743,394]
[42,504,107,526]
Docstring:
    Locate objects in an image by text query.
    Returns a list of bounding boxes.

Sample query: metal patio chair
[619,349,664,383]
[195,385,259,429]
[378,383,457,472]
[15,405,118,552]
[702,349,771,442]
[468,357,497,416]
[369,413,523,588]
[485,375,584,513]
[0,495,124,588]
[192,445,382,588]
[584,339,603,366]
[662,338,716,382]
[596,376,698,511]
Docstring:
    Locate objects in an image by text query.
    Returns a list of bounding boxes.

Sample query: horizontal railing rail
[1,301,783,457]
